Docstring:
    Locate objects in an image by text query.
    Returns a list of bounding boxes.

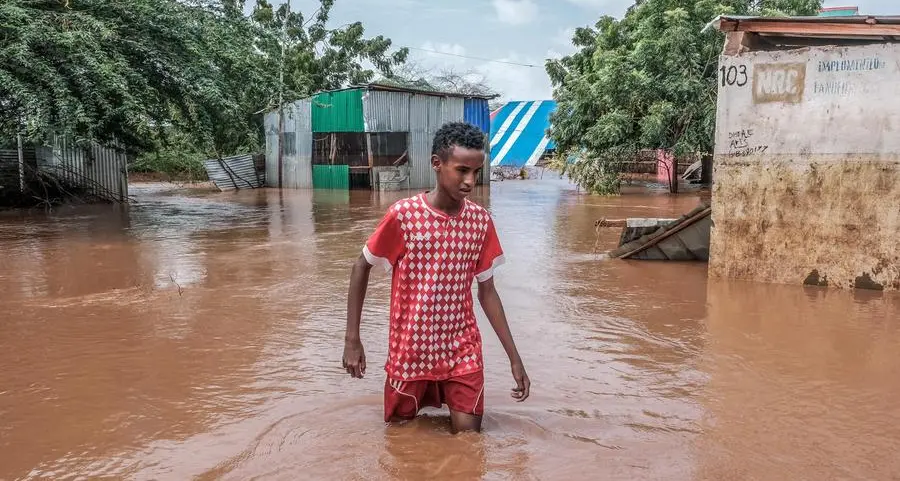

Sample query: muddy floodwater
[2,179,899,480]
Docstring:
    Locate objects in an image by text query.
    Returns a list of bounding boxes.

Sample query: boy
[343,121,530,433]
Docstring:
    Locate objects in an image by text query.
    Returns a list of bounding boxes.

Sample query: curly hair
[431,121,485,161]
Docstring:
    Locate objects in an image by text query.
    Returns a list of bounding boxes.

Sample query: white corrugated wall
[363,90,411,132]
[263,111,279,187]
[407,95,464,190]
[265,99,313,188]
[284,99,313,189]
[365,92,466,191]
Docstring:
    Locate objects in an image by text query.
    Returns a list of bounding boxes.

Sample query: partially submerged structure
[1,137,128,207]
[203,153,265,191]
[264,84,493,191]
[489,100,556,168]
[707,14,900,290]
[600,205,712,261]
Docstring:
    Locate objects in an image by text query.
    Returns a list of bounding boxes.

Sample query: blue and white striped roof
[489,100,557,168]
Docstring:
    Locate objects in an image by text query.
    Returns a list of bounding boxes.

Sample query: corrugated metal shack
[1,136,128,206]
[264,84,494,191]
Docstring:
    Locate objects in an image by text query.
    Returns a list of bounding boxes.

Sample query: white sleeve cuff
[363,245,393,273]
[475,255,506,282]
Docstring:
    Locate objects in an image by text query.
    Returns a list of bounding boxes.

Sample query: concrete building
[264,84,493,191]
[708,15,900,290]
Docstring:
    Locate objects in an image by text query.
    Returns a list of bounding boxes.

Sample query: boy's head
[431,122,486,201]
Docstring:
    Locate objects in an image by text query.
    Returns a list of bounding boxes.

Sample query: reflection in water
[0,180,898,480]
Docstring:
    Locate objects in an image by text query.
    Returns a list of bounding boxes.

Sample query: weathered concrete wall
[711,43,900,290]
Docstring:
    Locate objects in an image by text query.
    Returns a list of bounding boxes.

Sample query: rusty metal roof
[704,14,900,39]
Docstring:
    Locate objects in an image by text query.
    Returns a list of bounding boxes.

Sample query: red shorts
[384,371,485,422]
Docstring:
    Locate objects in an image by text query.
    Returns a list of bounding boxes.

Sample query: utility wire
[405,46,541,68]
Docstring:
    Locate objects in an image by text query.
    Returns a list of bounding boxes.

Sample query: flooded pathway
[1,180,899,480]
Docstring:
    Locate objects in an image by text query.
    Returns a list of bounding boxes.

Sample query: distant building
[263,84,493,191]
[708,14,900,290]
[818,6,859,17]
[489,100,557,168]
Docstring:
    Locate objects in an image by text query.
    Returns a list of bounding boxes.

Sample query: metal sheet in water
[203,154,263,191]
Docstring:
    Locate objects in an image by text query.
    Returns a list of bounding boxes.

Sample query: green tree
[2,0,407,178]
[139,0,409,178]
[546,0,821,194]
[251,0,408,101]
[0,0,258,152]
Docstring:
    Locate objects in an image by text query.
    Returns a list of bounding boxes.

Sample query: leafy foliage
[546,0,822,194]
[251,0,408,100]
[0,0,255,152]
[1,0,407,178]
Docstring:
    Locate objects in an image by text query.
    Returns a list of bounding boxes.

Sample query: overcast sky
[282,0,895,102]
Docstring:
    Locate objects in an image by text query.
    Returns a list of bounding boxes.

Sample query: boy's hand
[342,339,366,378]
[511,362,531,402]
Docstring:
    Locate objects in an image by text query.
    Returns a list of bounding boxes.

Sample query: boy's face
[431,146,485,201]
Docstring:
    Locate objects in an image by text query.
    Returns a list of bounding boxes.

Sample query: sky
[277,0,895,102]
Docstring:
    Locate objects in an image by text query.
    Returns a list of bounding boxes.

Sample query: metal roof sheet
[489,100,556,168]
[704,14,900,35]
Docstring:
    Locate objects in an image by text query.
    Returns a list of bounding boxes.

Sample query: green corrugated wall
[311,89,365,132]
[312,165,349,189]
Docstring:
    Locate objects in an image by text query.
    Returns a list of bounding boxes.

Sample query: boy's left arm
[478,278,530,402]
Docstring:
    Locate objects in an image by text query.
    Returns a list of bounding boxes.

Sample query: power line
[405,46,541,68]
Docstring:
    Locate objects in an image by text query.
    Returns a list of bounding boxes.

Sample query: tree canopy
[0,0,407,166]
[546,0,822,194]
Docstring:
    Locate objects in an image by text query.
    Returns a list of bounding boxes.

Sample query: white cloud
[492,0,539,25]
[475,52,552,101]
[565,0,611,6]
[554,27,577,46]
[546,48,566,60]
[563,0,633,18]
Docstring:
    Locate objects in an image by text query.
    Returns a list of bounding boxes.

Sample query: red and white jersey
[363,193,505,381]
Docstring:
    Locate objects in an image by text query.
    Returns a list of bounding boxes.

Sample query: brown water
[1,179,899,480]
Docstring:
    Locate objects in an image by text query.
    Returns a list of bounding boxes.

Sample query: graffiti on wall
[726,129,768,157]
[752,63,807,104]
[715,44,900,156]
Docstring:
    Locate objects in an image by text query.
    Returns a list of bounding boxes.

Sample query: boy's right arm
[343,254,372,379]
[344,206,404,379]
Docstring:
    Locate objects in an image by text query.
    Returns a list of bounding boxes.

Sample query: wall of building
[263,110,279,187]
[464,98,493,186]
[312,89,365,133]
[711,42,900,290]
[264,99,313,188]
[362,91,466,190]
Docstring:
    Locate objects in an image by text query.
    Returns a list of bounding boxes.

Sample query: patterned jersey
[363,193,505,381]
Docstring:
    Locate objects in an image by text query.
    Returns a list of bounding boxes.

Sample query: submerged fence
[0,138,129,206]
